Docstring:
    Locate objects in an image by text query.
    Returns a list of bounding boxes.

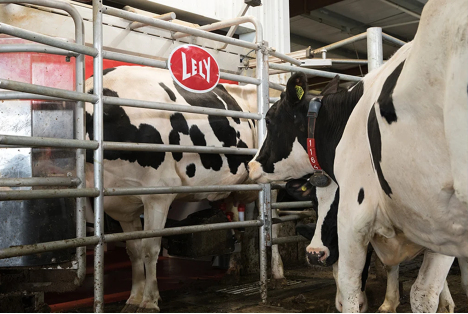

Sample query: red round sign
[168,44,220,93]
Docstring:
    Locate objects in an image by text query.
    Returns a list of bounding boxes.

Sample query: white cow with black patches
[84,66,278,312]
[250,0,468,312]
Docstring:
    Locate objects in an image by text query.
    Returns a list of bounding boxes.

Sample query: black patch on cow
[86,88,165,169]
[368,104,393,197]
[159,82,177,102]
[186,163,196,177]
[175,83,251,174]
[236,131,240,138]
[378,61,405,124]
[358,188,365,204]
[89,67,116,78]
[169,113,189,161]
[189,125,223,171]
[315,80,364,182]
[320,188,339,266]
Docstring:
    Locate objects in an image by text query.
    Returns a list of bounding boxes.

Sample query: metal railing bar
[268,81,285,91]
[382,33,406,46]
[0,188,99,201]
[272,201,315,209]
[103,141,257,155]
[0,134,98,149]
[269,63,361,82]
[269,97,280,103]
[0,44,79,56]
[0,23,98,57]
[311,32,367,55]
[104,220,263,242]
[0,177,81,187]
[272,214,313,224]
[103,96,261,120]
[172,16,262,42]
[272,235,308,245]
[0,220,263,260]
[268,50,302,66]
[332,58,368,64]
[0,79,99,103]
[219,72,261,85]
[277,210,314,216]
[104,184,263,196]
[102,6,260,50]
[0,91,68,101]
[102,50,167,69]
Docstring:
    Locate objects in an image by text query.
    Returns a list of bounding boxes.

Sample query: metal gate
[0,0,405,311]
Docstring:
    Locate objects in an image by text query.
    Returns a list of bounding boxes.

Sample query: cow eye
[265,118,271,125]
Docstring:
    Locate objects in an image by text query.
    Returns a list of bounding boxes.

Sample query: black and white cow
[249,1,468,309]
[84,66,286,312]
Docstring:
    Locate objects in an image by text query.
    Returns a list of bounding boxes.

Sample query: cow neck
[313,81,364,183]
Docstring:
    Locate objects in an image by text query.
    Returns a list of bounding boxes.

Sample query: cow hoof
[376,306,397,313]
[121,304,139,313]
[306,251,329,267]
[268,277,287,290]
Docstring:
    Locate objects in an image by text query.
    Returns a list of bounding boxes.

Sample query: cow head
[248,73,315,183]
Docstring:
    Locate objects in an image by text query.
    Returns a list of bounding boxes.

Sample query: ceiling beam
[289,0,347,18]
[303,8,410,42]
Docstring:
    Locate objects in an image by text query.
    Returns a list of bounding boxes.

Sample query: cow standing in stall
[84,66,289,312]
[249,1,468,308]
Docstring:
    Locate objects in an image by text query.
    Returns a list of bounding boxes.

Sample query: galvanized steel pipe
[0,79,98,103]
[103,6,259,50]
[272,235,308,245]
[272,201,315,209]
[0,134,98,149]
[312,32,367,55]
[104,184,262,196]
[0,188,99,201]
[367,27,384,72]
[104,141,257,155]
[0,23,98,56]
[0,177,81,187]
[269,63,361,82]
[103,96,261,120]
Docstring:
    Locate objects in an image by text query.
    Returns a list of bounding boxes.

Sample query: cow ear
[285,72,308,105]
[320,75,340,96]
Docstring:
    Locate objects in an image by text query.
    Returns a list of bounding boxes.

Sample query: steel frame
[0,1,391,311]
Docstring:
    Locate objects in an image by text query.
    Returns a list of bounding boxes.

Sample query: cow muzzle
[306,248,331,267]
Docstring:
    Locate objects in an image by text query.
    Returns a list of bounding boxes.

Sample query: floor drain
[216,279,302,296]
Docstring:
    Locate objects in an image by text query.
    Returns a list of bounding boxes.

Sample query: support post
[92,0,105,312]
[256,39,270,304]
[367,27,383,72]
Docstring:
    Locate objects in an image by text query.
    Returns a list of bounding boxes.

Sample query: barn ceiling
[289,0,428,88]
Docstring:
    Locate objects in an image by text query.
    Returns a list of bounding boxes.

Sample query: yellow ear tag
[301,185,307,191]
[295,85,304,100]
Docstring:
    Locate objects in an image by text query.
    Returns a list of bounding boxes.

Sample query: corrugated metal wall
[145,0,290,54]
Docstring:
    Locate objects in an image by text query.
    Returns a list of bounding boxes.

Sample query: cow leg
[333,262,368,313]
[377,265,400,313]
[120,218,145,313]
[269,207,287,288]
[336,194,373,312]
[437,280,454,313]
[410,250,454,313]
[458,257,468,298]
[138,196,175,312]
[269,190,287,289]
